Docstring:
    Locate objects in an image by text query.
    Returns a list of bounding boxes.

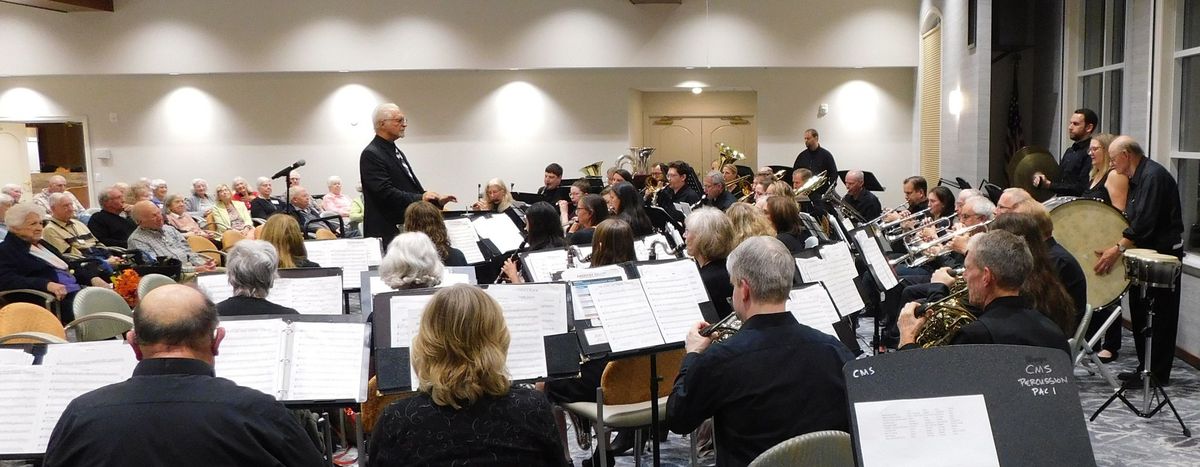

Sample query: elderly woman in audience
[567,194,609,246]
[231,176,256,207]
[163,194,221,245]
[0,194,13,240]
[0,203,108,323]
[685,207,735,319]
[369,284,563,465]
[130,182,153,205]
[404,201,468,266]
[288,170,301,188]
[1,184,21,203]
[500,202,566,283]
[185,178,215,216]
[379,232,444,290]
[211,184,257,240]
[250,177,282,220]
[765,195,809,253]
[259,214,319,268]
[726,202,776,246]
[215,240,298,317]
[320,176,353,219]
[149,179,168,207]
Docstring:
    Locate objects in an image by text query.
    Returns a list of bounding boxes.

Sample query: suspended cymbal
[1010,148,1060,202]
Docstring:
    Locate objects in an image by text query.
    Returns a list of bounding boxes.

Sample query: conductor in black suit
[360,103,457,245]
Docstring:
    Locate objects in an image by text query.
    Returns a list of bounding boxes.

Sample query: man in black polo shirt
[698,170,737,211]
[43,285,323,467]
[791,128,837,196]
[842,170,881,221]
[537,162,567,207]
[1094,135,1184,386]
[1033,108,1096,196]
[87,187,136,249]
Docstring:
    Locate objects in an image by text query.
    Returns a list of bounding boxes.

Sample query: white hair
[5,202,44,226]
[149,179,167,189]
[705,171,723,185]
[379,232,444,290]
[327,176,342,187]
[226,240,280,298]
[0,193,13,207]
[256,176,272,187]
[47,192,71,207]
[191,178,208,190]
[1,184,20,195]
[373,103,401,130]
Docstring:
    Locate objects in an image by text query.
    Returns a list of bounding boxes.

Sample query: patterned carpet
[566,317,1200,467]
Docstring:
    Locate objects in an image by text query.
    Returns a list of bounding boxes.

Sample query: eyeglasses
[385,117,408,125]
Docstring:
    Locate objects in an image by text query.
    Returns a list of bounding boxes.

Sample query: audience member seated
[0,203,108,323]
[164,194,221,245]
[185,178,215,218]
[215,240,299,317]
[726,202,776,247]
[379,232,444,290]
[567,194,608,246]
[403,201,468,266]
[42,193,122,275]
[369,284,564,465]
[349,182,365,230]
[149,179,168,207]
[260,214,320,268]
[0,193,12,240]
[685,207,735,319]
[42,285,324,467]
[88,187,137,249]
[1,183,22,203]
[250,177,284,220]
[33,175,87,221]
[129,182,153,205]
[321,176,353,219]
[211,184,257,240]
[128,201,216,274]
[289,186,337,235]
[667,236,854,466]
[231,176,256,208]
[288,170,301,188]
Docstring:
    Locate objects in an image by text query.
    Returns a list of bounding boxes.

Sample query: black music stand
[836,170,885,191]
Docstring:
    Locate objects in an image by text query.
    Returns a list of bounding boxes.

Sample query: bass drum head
[1046,197,1129,310]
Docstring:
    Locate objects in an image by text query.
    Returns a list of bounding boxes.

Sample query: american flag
[1004,67,1025,165]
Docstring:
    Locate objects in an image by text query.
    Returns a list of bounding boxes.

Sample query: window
[1078,0,1126,133]
[1174,1,1200,252]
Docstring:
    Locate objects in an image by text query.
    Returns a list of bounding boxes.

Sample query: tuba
[794,170,829,200]
[580,161,604,177]
[913,273,976,347]
[617,147,655,175]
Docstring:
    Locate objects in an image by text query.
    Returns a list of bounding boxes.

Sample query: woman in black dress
[1080,133,1129,362]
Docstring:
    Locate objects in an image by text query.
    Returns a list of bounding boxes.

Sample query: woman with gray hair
[0,203,108,323]
[215,239,298,317]
[379,232,444,290]
[685,207,736,319]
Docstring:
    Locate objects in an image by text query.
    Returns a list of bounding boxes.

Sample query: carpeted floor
[565,317,1200,467]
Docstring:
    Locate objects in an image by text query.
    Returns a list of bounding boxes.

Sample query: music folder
[850,225,899,291]
[372,283,581,394]
[195,267,345,315]
[793,241,867,316]
[215,314,370,404]
[303,237,383,290]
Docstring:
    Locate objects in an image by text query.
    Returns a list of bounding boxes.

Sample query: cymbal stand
[1089,282,1191,437]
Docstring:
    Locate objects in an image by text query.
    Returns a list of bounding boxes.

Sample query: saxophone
[913,274,976,348]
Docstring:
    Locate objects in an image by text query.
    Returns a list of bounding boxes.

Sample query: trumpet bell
[580,161,604,177]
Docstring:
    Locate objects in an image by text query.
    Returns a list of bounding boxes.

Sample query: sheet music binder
[372,284,581,393]
[215,314,369,404]
[196,267,345,315]
[850,225,900,291]
[793,242,867,316]
[303,237,383,290]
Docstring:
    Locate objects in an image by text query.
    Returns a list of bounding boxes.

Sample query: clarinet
[494,239,529,284]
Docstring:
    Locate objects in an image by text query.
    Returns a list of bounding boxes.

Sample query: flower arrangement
[111,268,141,307]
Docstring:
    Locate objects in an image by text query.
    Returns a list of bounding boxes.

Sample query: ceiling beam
[0,0,113,13]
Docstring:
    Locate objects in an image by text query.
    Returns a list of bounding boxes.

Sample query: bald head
[995,188,1033,215]
[47,175,67,193]
[845,170,865,195]
[133,285,220,361]
[132,200,163,229]
[1110,135,1145,178]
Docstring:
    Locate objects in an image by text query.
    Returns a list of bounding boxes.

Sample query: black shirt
[250,197,284,220]
[777,231,808,254]
[86,210,136,249]
[792,146,838,196]
[568,227,594,246]
[700,190,738,211]
[216,295,300,317]
[1123,158,1184,255]
[369,387,565,466]
[843,189,882,222]
[699,259,733,319]
[667,312,853,467]
[1047,238,1087,317]
[447,247,469,266]
[44,358,323,467]
[1080,169,1112,204]
[1050,138,1093,196]
[952,295,1070,354]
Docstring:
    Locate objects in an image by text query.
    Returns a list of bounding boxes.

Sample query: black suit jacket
[360,135,425,244]
[0,235,99,303]
[216,296,299,317]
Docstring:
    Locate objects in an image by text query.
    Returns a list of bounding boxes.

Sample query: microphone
[271,159,306,179]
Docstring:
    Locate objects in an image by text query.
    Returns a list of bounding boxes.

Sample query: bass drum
[1043,196,1129,310]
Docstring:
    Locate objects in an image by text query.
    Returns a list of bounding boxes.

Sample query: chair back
[0,302,67,343]
[314,228,337,240]
[599,349,685,405]
[137,273,177,299]
[71,287,133,341]
[748,430,854,467]
[361,376,419,434]
[204,210,218,232]
[187,235,223,265]
[221,229,246,251]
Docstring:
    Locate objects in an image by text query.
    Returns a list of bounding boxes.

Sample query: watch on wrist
[1117,243,1127,253]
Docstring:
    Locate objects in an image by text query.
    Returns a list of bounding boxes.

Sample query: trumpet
[912,278,975,348]
[699,311,742,343]
[889,219,992,267]
[878,207,931,232]
[866,201,910,226]
[887,214,957,244]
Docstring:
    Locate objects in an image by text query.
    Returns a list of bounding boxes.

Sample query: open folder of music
[0,341,138,455]
[196,268,345,315]
[581,259,710,354]
[304,237,383,289]
[214,316,369,403]
[794,241,866,315]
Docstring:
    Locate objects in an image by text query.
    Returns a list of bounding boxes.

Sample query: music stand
[511,191,544,205]
[837,170,886,191]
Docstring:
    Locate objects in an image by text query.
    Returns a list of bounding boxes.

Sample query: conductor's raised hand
[685,321,715,354]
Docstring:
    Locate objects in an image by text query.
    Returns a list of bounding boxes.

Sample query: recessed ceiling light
[691,87,702,95]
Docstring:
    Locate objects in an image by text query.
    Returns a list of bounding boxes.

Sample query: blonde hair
[766,180,794,198]
[726,202,776,246]
[259,214,309,268]
[412,284,511,409]
[1089,133,1116,179]
[482,178,514,212]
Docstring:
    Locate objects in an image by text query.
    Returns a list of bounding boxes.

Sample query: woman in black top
[927,186,956,220]
[684,207,735,319]
[567,194,608,246]
[215,240,299,317]
[500,202,566,283]
[369,284,564,466]
[404,201,468,266]
[765,195,808,254]
[1080,133,1128,361]
[612,182,654,237]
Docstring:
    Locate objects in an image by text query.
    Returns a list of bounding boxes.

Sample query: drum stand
[1089,284,1191,437]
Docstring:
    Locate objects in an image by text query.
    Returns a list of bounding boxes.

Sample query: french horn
[913,272,976,348]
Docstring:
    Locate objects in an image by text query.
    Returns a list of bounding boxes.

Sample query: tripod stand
[1089,282,1191,437]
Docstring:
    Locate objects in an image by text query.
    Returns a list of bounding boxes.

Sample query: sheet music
[588,279,665,352]
[582,326,609,345]
[389,294,435,348]
[855,395,1000,467]
[196,272,234,303]
[36,364,132,450]
[41,340,137,372]
[0,348,34,365]
[271,275,344,315]
[563,265,628,320]
[304,238,383,289]
[786,285,842,337]
[854,229,899,290]
[794,242,864,316]
[636,261,708,344]
[521,249,570,283]
[286,322,368,402]
[471,214,524,253]
[445,217,486,263]
[481,285,551,380]
[441,269,471,287]
[0,365,47,454]
[214,319,288,398]
[487,283,569,336]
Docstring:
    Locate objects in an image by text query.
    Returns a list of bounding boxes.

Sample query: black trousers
[1128,276,1181,383]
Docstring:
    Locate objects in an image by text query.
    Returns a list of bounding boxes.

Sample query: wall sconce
[948,89,964,116]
